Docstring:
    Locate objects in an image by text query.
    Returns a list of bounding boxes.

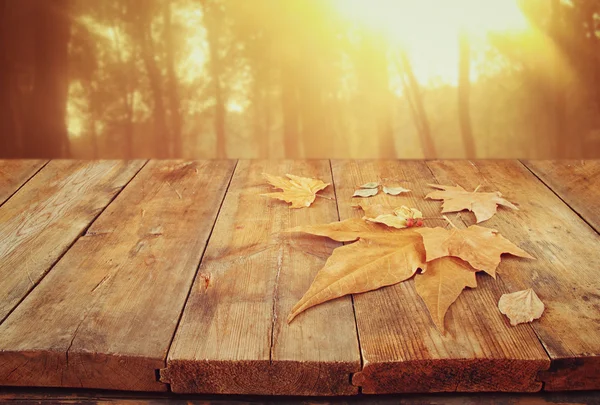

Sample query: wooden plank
[163,160,360,395]
[0,160,46,205]
[0,160,145,322]
[426,160,600,391]
[331,160,550,394]
[523,160,600,233]
[0,160,236,392]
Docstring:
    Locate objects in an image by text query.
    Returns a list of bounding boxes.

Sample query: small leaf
[498,288,545,326]
[361,182,379,189]
[383,186,411,195]
[353,188,379,198]
[426,184,518,223]
[262,173,329,208]
[360,204,423,229]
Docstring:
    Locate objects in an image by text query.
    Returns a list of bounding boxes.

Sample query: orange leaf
[415,225,534,277]
[426,184,518,223]
[287,220,425,322]
[415,257,478,333]
[262,173,329,208]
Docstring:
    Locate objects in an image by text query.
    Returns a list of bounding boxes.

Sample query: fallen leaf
[415,225,534,277]
[262,173,329,208]
[415,257,478,332]
[426,184,518,223]
[353,188,379,198]
[383,186,411,195]
[498,288,545,326]
[287,220,425,322]
[361,204,423,229]
[289,232,425,322]
[361,182,379,189]
[287,217,391,242]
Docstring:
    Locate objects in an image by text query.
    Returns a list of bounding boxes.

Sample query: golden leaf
[262,173,329,208]
[498,288,545,326]
[426,184,518,223]
[361,204,423,229]
[415,257,478,333]
[415,225,534,278]
[287,221,425,322]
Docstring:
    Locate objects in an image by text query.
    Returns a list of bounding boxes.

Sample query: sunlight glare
[335,0,529,85]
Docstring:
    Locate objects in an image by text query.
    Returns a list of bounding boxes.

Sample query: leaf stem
[443,215,458,229]
[316,194,335,201]
[473,184,481,193]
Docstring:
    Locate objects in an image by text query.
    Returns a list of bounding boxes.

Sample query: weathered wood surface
[1,159,599,395]
[0,160,46,205]
[426,160,600,391]
[0,161,235,391]
[523,160,600,233]
[0,160,144,322]
[164,160,360,395]
[330,160,550,394]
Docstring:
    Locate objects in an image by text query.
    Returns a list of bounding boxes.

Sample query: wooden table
[0,160,599,397]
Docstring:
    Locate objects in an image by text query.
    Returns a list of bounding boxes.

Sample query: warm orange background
[1,0,599,159]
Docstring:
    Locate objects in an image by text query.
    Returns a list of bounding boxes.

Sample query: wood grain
[523,160,600,233]
[0,160,46,205]
[0,160,144,322]
[426,160,600,391]
[164,160,360,395]
[331,160,550,394]
[0,160,236,391]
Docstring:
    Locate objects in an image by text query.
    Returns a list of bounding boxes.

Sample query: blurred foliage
[1,0,600,158]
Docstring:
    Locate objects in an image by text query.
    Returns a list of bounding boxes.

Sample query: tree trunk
[0,0,18,157]
[136,2,169,158]
[458,30,476,158]
[23,0,71,158]
[398,50,436,158]
[358,33,396,158]
[164,1,182,157]
[202,0,227,158]
[280,56,300,157]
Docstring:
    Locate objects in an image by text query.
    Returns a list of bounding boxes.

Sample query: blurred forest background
[1,0,600,159]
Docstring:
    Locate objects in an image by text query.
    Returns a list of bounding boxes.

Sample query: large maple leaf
[415,226,534,278]
[287,219,425,322]
[288,231,425,322]
[262,173,329,208]
[426,184,518,223]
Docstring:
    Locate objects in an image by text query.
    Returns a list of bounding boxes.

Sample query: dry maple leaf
[288,232,426,322]
[262,173,329,208]
[415,225,534,278]
[287,217,393,242]
[287,220,425,322]
[360,204,423,229]
[426,184,518,223]
[415,257,478,333]
[498,288,545,326]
